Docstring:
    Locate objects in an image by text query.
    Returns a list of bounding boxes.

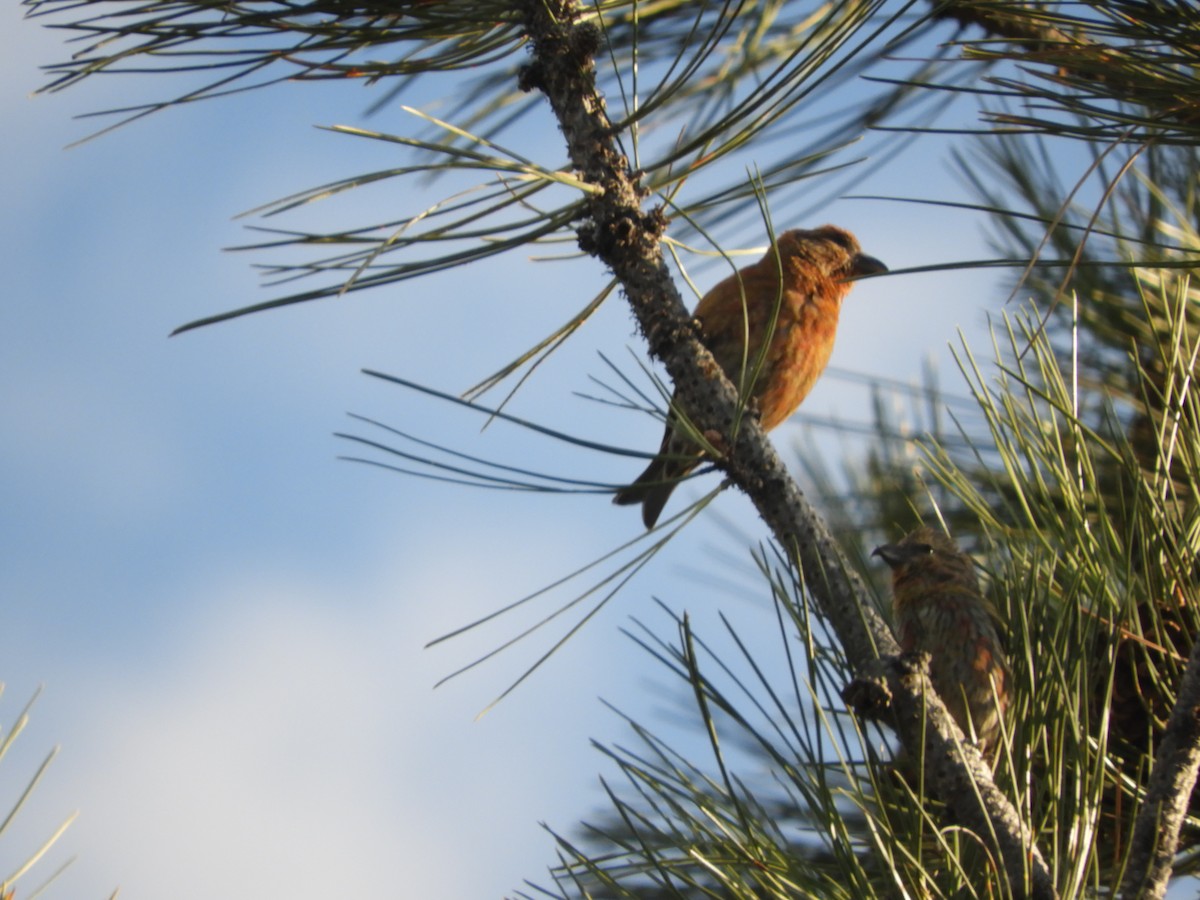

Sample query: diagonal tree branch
[1118,631,1200,899]
[518,1,1054,896]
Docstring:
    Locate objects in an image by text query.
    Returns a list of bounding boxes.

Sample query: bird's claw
[897,650,932,677]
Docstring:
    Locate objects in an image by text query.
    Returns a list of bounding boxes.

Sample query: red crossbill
[874,527,1009,758]
[613,225,886,528]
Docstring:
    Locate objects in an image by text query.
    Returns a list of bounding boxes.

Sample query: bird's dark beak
[850,253,888,278]
[872,543,902,568]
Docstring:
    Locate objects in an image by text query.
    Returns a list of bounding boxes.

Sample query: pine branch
[517,1,1054,896]
[1119,632,1200,899]
[928,0,1200,143]
[929,1,1075,49]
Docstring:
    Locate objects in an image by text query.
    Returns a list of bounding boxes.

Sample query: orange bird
[613,225,886,528]
[874,527,1010,758]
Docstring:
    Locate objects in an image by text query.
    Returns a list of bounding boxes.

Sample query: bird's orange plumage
[614,225,886,528]
[874,527,1009,759]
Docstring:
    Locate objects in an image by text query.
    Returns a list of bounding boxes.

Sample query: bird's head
[872,526,962,571]
[776,225,887,283]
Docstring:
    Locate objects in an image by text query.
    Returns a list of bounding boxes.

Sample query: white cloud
[20,526,634,899]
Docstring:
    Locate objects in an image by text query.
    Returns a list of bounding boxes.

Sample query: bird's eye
[916,543,933,555]
[824,230,856,253]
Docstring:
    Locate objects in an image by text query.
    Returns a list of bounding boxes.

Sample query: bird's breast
[751,296,841,430]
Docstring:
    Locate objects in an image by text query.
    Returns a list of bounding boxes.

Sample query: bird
[873,526,1009,758]
[613,225,887,528]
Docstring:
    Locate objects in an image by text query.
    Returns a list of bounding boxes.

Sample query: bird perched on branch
[874,526,1009,758]
[613,225,887,528]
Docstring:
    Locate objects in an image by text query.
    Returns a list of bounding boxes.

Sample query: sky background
[2,7,1012,898]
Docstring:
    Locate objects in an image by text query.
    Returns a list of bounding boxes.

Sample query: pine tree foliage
[526,283,1198,897]
[524,3,1200,896]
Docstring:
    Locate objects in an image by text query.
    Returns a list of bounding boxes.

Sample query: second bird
[613,225,887,528]
[874,526,1009,758]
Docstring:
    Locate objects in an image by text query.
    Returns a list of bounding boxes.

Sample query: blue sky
[2,7,1009,898]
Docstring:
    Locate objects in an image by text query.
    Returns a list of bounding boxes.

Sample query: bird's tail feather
[613,458,683,529]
